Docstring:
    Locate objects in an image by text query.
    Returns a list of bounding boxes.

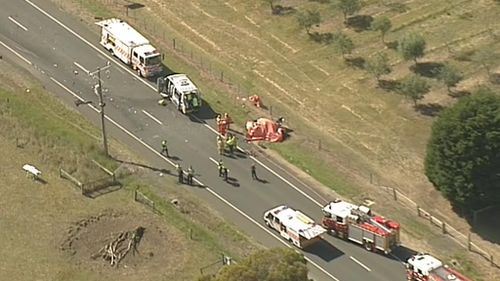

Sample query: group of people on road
[158,111,261,187]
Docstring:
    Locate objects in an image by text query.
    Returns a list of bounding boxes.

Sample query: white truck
[264,205,327,249]
[406,254,472,281]
[96,18,162,77]
[321,199,400,254]
[157,74,202,114]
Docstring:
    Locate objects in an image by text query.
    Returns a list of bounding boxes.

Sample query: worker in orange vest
[223,113,233,132]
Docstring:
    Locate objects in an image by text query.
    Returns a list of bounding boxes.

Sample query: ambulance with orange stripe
[96,18,162,77]
[264,205,327,249]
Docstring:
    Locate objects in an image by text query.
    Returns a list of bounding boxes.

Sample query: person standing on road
[176,163,183,184]
[161,139,169,157]
[217,159,224,177]
[187,166,194,185]
[251,164,257,180]
[217,136,225,155]
[223,167,229,182]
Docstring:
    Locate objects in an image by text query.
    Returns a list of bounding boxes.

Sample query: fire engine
[264,205,327,249]
[96,18,162,77]
[157,74,202,114]
[406,254,472,281]
[321,199,400,254]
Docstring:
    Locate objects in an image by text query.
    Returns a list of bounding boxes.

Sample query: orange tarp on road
[245,118,284,143]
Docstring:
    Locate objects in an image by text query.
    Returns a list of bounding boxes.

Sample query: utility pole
[95,67,109,157]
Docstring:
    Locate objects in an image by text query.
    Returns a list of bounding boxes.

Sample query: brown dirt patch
[60,209,186,275]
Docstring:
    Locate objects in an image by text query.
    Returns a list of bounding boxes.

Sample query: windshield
[145,55,162,66]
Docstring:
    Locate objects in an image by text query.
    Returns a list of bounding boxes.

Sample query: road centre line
[8,16,28,31]
[23,0,326,212]
[0,40,32,65]
[349,256,372,272]
[47,75,340,281]
[73,61,90,74]
[141,109,163,125]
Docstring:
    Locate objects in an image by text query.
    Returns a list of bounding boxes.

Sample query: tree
[424,90,500,210]
[472,47,500,77]
[199,248,310,281]
[437,63,463,92]
[336,0,362,23]
[399,75,430,106]
[371,16,392,43]
[365,52,392,82]
[297,10,322,34]
[334,32,354,59]
[398,33,426,65]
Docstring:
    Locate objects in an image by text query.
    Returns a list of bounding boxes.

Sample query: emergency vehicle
[406,254,472,281]
[157,74,202,114]
[321,199,400,254]
[96,18,162,77]
[264,205,327,249]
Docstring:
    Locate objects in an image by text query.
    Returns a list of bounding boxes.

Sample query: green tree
[398,33,426,65]
[425,90,500,210]
[334,32,354,59]
[472,47,500,77]
[297,10,322,34]
[371,16,392,43]
[399,75,430,106]
[199,248,310,281]
[437,63,463,92]
[365,52,392,82]
[336,0,362,23]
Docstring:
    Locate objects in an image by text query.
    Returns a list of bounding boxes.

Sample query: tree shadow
[385,40,399,50]
[189,98,217,122]
[308,32,334,44]
[415,103,445,117]
[378,79,401,92]
[272,5,296,16]
[345,57,366,69]
[469,206,500,248]
[410,62,444,78]
[448,90,471,98]
[346,15,374,32]
[303,239,344,262]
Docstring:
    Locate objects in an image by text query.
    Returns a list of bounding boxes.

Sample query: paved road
[0,1,407,280]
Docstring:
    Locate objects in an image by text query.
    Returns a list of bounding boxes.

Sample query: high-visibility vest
[162,140,167,147]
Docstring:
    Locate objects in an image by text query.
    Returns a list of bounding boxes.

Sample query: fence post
[220,71,224,82]
[269,105,273,117]
[189,228,193,240]
[441,222,446,234]
[318,140,322,150]
[134,189,137,201]
[467,233,471,251]
[416,206,420,217]
[491,254,494,266]
[392,188,397,201]
[173,38,176,50]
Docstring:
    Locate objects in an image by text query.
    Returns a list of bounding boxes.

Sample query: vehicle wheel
[364,241,373,252]
[137,69,143,77]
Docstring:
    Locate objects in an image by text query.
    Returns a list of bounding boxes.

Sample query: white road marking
[141,109,163,125]
[0,40,32,65]
[73,61,89,74]
[8,16,28,31]
[350,256,372,272]
[47,76,340,281]
[209,157,218,164]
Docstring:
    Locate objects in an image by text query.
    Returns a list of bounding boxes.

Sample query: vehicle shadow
[189,98,217,123]
[303,239,344,262]
[390,245,418,262]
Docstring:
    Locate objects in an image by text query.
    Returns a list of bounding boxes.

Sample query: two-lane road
[0,1,406,280]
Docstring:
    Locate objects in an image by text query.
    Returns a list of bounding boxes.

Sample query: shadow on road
[304,239,344,262]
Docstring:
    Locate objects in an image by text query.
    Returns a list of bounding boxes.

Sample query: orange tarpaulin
[245,118,285,143]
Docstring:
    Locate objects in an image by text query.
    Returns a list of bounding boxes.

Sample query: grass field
[0,57,259,281]
[45,0,500,279]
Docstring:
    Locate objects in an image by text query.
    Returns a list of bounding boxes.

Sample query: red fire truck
[321,199,400,254]
[406,254,472,281]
